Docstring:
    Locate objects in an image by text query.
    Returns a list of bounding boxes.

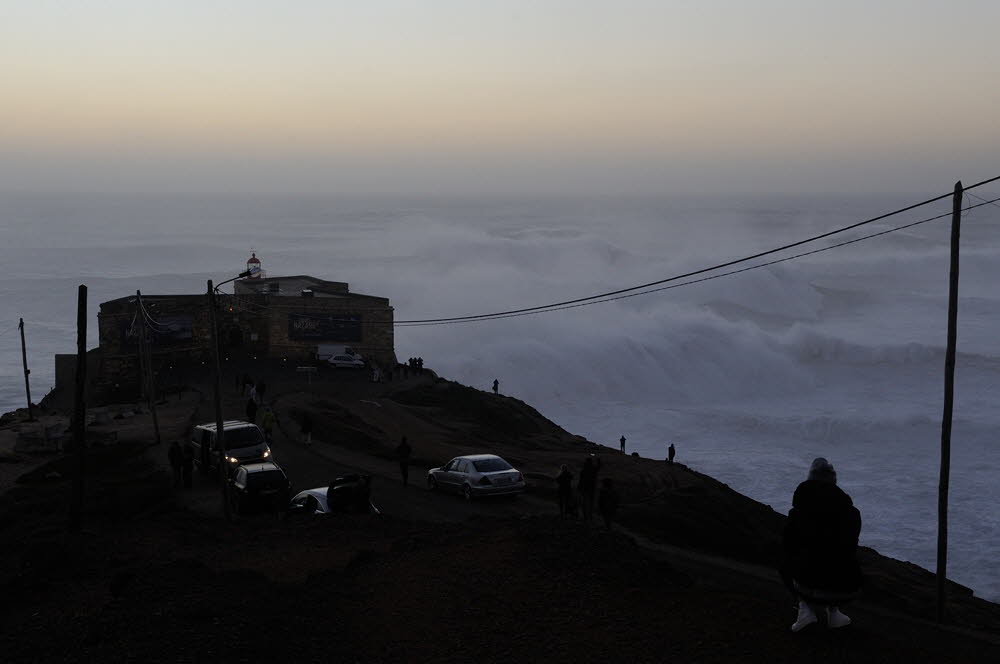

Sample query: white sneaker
[826,607,852,629]
[791,600,818,632]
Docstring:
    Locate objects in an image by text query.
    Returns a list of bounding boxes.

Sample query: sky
[1,0,998,194]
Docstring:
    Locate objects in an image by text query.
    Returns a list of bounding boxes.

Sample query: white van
[189,420,272,472]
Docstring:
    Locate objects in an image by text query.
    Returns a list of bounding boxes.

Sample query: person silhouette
[578,455,601,522]
[492,379,499,395]
[395,436,412,486]
[556,464,574,516]
[668,443,676,464]
[598,477,620,530]
[619,435,626,453]
[783,457,862,632]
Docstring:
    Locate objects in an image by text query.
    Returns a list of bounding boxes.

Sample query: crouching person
[782,457,862,632]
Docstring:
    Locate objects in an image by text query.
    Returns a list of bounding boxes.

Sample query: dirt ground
[2,360,998,662]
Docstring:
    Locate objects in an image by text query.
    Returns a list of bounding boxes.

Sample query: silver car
[427,454,525,500]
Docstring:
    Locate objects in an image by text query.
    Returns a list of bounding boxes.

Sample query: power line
[967,190,1000,210]
[393,176,1000,325]
[185,182,1000,329]
[395,195,1000,327]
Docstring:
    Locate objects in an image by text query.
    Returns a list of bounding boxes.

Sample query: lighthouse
[245,252,262,279]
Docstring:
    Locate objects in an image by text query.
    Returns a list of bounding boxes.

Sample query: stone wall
[263,296,395,363]
[97,295,215,400]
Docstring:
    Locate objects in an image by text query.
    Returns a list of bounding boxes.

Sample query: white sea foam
[1,192,997,601]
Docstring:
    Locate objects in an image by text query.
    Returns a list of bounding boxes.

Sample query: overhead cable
[393,176,1000,325]
[395,195,1000,327]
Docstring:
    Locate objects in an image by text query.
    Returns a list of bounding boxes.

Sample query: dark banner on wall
[122,315,195,348]
[288,312,362,342]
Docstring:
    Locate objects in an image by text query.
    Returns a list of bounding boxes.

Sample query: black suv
[228,462,291,514]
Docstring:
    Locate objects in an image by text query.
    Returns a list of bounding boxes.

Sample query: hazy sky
[2,1,998,194]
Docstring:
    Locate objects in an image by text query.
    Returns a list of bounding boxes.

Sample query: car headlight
[262,450,270,458]
[228,456,239,464]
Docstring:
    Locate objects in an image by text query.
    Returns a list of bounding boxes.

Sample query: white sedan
[427,454,525,500]
[327,354,365,369]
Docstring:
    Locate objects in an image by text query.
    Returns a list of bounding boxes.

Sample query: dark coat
[168,442,183,468]
[395,441,412,463]
[784,479,862,596]
[598,485,619,517]
[578,458,601,494]
[556,469,574,494]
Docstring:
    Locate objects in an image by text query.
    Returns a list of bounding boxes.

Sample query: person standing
[261,406,277,444]
[395,436,413,486]
[301,413,313,446]
[668,443,676,464]
[619,435,626,453]
[578,455,601,522]
[598,478,620,531]
[245,396,258,424]
[492,378,499,395]
[249,382,258,405]
[783,457,862,632]
[168,440,183,488]
[555,464,574,517]
[181,444,194,489]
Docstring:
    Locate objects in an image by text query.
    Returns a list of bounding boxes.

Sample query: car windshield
[472,458,512,472]
[223,427,264,449]
[247,470,285,488]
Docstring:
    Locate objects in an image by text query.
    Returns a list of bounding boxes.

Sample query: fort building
[56,253,395,404]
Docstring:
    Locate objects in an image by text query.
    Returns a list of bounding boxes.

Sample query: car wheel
[462,484,473,502]
[428,476,438,491]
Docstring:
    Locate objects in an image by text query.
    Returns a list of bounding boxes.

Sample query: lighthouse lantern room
[245,252,262,279]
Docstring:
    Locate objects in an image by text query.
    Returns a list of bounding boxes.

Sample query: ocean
[2,190,998,601]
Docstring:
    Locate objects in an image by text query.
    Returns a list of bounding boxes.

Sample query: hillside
[0,360,998,662]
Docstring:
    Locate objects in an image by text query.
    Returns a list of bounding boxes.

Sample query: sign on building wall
[122,315,195,348]
[288,312,362,342]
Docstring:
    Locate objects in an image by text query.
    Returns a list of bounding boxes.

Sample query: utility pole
[18,318,33,420]
[70,285,87,532]
[207,280,231,519]
[937,180,963,624]
[136,292,161,445]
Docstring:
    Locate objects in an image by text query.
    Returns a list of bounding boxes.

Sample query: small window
[445,459,458,471]
[456,460,469,474]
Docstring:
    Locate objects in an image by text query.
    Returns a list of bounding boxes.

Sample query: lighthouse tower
[245,252,262,279]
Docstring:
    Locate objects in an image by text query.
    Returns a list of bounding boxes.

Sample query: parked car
[228,462,291,514]
[317,344,363,363]
[327,354,365,369]
[189,420,272,473]
[288,475,381,515]
[427,454,525,500]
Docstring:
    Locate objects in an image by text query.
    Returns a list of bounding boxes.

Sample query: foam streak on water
[1,192,998,601]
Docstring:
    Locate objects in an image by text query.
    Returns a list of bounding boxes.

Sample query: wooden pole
[136,292,162,446]
[18,318,33,421]
[70,285,87,532]
[208,281,231,519]
[937,181,963,624]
